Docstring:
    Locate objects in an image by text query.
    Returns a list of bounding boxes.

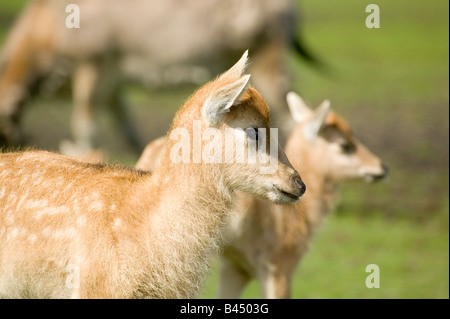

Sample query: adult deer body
[0,53,305,298]
[136,92,388,298]
[0,0,308,150]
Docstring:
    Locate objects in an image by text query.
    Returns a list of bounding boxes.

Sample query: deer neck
[134,155,234,298]
[287,145,340,231]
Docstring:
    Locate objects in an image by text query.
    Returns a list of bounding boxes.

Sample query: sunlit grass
[199,211,449,299]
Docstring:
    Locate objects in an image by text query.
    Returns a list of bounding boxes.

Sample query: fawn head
[167,51,305,203]
[286,92,389,183]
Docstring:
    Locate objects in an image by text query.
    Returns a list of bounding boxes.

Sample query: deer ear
[286,91,313,123]
[219,50,249,80]
[202,74,251,124]
[304,99,330,141]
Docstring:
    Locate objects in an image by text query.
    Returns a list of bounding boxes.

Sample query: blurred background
[0,0,448,298]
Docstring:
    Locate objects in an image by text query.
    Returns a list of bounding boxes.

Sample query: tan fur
[135,136,166,172]
[0,0,297,149]
[135,93,388,299]
[0,54,304,299]
[59,139,106,163]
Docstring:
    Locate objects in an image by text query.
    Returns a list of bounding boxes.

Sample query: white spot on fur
[28,234,38,244]
[76,216,87,226]
[53,228,76,239]
[27,199,49,209]
[113,218,122,229]
[5,210,14,225]
[10,228,20,238]
[6,227,26,241]
[42,227,52,238]
[31,172,40,180]
[43,227,76,239]
[35,206,69,219]
[91,201,104,211]
[0,170,9,179]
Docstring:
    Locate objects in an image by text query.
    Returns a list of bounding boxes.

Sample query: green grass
[0,0,27,12]
[0,0,448,299]
[199,211,449,299]
[0,0,28,42]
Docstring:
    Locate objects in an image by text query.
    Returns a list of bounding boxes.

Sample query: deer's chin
[363,173,388,183]
[265,186,301,204]
[357,165,389,183]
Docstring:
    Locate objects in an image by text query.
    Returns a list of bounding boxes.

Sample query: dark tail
[292,34,318,64]
[291,32,331,74]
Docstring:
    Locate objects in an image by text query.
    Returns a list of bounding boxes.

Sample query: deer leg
[216,258,251,299]
[259,269,292,299]
[95,54,142,155]
[70,61,99,153]
[0,40,33,147]
[108,88,143,154]
[0,91,25,147]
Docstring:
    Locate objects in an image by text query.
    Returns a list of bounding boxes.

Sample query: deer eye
[340,142,356,154]
[245,127,259,140]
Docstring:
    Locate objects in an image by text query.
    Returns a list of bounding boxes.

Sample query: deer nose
[381,163,390,177]
[372,163,390,182]
[293,177,306,197]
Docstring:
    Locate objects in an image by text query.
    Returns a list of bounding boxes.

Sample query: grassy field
[0,0,448,299]
[200,211,449,299]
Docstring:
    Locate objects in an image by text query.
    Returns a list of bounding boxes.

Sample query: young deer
[216,92,389,298]
[0,52,306,299]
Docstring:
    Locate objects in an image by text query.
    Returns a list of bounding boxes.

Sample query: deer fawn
[136,91,388,298]
[0,0,314,151]
[0,52,306,299]
[217,92,388,298]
